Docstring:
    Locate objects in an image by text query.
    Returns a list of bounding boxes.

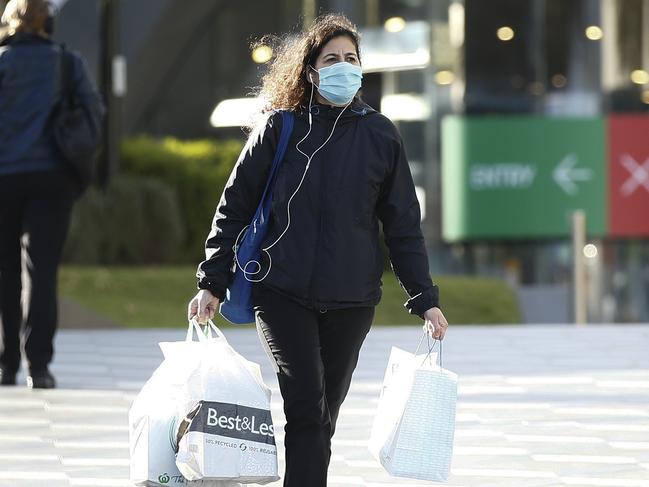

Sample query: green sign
[441,116,606,241]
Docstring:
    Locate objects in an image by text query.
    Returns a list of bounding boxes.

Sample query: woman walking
[0,0,103,388]
[188,13,448,486]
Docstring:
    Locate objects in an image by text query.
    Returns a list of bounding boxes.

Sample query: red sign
[608,115,649,236]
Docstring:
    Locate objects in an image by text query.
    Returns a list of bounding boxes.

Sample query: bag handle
[186,318,209,342]
[57,44,73,107]
[415,332,443,369]
[237,110,295,241]
[186,319,227,343]
[258,110,295,206]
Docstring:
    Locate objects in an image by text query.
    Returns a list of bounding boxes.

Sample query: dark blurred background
[3,0,648,325]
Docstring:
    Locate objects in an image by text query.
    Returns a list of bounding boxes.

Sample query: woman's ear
[307,65,320,84]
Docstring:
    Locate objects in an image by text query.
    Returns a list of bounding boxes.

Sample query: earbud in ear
[307,65,317,85]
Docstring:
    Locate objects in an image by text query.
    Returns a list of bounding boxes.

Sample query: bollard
[572,210,587,325]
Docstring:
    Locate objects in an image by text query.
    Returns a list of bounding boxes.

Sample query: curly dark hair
[253,13,361,113]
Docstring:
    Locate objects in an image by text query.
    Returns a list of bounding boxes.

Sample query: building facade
[8,0,647,322]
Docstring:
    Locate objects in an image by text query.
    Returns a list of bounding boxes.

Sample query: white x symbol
[620,154,649,197]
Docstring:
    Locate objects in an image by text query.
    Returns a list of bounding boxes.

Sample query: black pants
[0,170,76,374]
[253,284,374,487]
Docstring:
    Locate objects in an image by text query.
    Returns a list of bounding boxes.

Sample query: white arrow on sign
[553,154,593,195]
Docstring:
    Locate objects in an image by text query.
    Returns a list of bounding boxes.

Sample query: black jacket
[197,99,439,317]
[0,33,103,175]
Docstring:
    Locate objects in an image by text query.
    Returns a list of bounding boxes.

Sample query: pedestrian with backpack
[0,0,103,388]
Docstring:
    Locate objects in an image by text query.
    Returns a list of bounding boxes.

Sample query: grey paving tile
[1,325,649,486]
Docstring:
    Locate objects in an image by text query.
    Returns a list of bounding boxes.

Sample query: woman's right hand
[187,290,220,323]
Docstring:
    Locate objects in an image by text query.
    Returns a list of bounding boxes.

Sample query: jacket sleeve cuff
[404,285,440,318]
[197,278,226,301]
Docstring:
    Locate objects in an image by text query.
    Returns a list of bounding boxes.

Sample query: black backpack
[52,45,102,188]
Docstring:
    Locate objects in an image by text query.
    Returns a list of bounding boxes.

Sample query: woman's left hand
[423,307,449,340]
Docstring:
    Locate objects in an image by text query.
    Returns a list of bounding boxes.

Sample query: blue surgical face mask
[310,62,363,106]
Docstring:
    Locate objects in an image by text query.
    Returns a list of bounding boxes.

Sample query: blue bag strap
[258,111,294,204]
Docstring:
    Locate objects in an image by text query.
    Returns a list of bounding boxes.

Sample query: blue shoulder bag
[220,111,295,324]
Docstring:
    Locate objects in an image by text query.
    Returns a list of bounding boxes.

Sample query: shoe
[0,367,17,386]
[27,369,56,389]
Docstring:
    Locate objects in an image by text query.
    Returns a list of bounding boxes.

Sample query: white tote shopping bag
[369,336,458,482]
[129,320,241,487]
[174,321,280,485]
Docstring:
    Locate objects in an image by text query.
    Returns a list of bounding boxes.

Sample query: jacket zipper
[307,213,323,310]
[307,147,327,310]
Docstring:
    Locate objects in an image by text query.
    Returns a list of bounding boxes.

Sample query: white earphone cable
[232,77,352,283]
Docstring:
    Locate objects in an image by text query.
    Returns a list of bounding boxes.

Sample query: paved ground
[0,324,648,487]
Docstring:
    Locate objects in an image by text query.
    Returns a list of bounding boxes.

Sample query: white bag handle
[186,318,209,342]
[186,318,227,343]
[206,320,227,341]
[415,332,443,368]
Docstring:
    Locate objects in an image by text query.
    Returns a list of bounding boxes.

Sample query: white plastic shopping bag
[129,320,241,487]
[369,336,458,482]
[173,321,280,484]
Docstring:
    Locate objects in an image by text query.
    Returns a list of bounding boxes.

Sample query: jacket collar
[306,97,377,120]
[0,31,52,47]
